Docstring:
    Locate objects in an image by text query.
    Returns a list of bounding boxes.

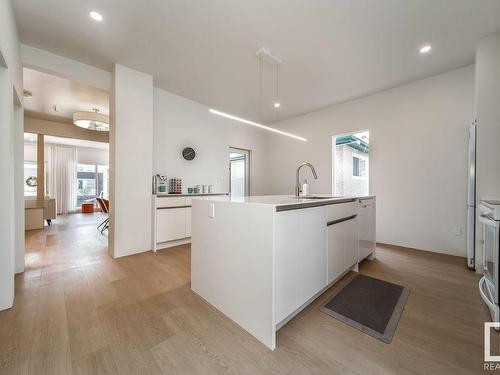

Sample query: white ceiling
[13,0,500,123]
[23,67,109,120]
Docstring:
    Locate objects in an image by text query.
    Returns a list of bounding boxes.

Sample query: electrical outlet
[453,226,462,237]
[209,203,215,218]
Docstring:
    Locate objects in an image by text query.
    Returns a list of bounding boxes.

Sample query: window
[229,148,250,197]
[353,155,367,178]
[333,130,369,197]
[76,164,109,206]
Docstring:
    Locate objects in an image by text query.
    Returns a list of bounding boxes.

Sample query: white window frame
[352,153,368,180]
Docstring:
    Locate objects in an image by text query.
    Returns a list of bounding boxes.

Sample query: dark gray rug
[320,274,409,343]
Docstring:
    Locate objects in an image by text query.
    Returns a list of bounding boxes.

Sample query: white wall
[265,66,474,257]
[109,64,153,258]
[154,88,269,195]
[475,32,500,271]
[0,0,23,310]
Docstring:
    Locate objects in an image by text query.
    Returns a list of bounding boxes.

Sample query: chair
[96,198,109,233]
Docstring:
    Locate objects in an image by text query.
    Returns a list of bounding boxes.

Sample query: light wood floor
[0,213,493,374]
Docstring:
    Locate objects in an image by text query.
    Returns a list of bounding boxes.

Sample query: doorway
[332,130,370,197]
[22,66,110,260]
[229,147,250,197]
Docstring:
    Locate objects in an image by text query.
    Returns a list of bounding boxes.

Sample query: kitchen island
[191,195,376,350]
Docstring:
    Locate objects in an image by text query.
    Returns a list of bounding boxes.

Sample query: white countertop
[193,194,374,207]
[155,192,228,197]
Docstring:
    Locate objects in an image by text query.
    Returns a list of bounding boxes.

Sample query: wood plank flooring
[0,213,494,374]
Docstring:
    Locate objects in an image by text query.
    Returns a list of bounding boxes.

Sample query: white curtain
[48,146,77,214]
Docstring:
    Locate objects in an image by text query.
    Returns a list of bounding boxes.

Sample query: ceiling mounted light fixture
[256,46,283,115]
[419,44,432,54]
[73,109,109,131]
[209,47,305,141]
[89,11,103,22]
[209,108,307,142]
[273,56,281,110]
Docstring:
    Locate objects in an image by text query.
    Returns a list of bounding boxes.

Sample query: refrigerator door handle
[480,276,497,311]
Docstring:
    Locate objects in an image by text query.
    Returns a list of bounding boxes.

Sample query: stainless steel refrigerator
[467,121,477,269]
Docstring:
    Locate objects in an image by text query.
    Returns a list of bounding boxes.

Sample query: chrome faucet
[295,162,318,196]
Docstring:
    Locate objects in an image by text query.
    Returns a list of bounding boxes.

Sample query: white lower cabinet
[275,206,327,323]
[275,211,302,323]
[156,208,187,243]
[153,194,228,251]
[358,197,376,261]
[185,207,192,237]
[299,207,328,304]
[327,216,359,284]
[274,202,361,324]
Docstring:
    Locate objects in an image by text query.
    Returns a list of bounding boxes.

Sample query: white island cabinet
[152,193,227,251]
[191,195,375,350]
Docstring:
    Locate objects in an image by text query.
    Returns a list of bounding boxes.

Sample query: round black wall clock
[182,147,196,161]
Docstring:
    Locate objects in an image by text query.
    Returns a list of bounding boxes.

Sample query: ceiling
[23,67,109,121]
[24,132,109,150]
[13,0,500,123]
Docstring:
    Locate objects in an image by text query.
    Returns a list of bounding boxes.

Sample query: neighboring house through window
[353,155,367,178]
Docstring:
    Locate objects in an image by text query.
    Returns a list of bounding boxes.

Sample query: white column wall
[0,0,23,311]
[14,97,24,274]
[0,63,15,310]
[109,64,153,258]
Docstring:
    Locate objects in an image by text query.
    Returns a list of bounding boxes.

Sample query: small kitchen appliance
[169,178,182,194]
[152,174,168,194]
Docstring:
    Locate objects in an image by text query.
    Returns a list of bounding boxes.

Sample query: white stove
[479,200,500,327]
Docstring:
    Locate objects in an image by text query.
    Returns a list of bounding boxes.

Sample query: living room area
[23,66,110,245]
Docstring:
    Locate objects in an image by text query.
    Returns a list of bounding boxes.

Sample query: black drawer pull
[327,214,357,226]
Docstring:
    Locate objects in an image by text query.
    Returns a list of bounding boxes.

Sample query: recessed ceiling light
[89,11,103,22]
[419,45,432,54]
[274,102,281,108]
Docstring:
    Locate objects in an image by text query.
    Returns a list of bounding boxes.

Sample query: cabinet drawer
[326,201,357,223]
[156,207,187,242]
[156,197,186,208]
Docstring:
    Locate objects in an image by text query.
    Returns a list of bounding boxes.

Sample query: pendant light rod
[274,64,280,108]
[258,55,262,122]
